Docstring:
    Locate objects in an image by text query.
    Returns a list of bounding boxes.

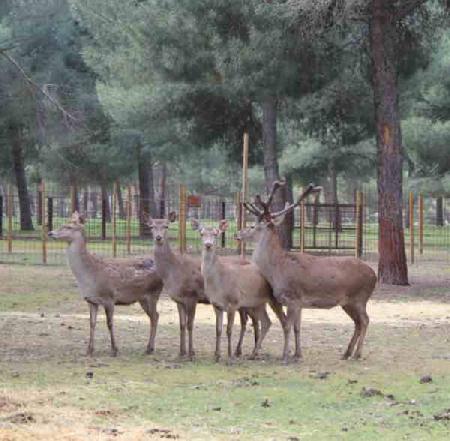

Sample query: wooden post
[126,186,132,254]
[7,185,13,253]
[419,193,424,255]
[355,191,363,258]
[300,200,305,253]
[41,181,47,264]
[241,131,249,258]
[178,184,187,254]
[235,191,242,252]
[112,182,117,257]
[409,191,414,264]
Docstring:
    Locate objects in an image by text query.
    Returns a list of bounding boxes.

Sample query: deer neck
[252,229,285,284]
[153,240,179,279]
[201,248,219,278]
[66,236,95,282]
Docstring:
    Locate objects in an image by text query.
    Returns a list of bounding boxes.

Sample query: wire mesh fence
[0,182,449,265]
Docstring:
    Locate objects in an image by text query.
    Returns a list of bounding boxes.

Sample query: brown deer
[237,182,377,362]
[48,212,163,356]
[147,213,260,360]
[191,219,286,361]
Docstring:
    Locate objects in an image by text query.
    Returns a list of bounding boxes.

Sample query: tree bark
[369,0,408,285]
[10,125,34,231]
[101,184,111,223]
[159,162,167,217]
[82,188,89,214]
[138,147,154,236]
[436,196,444,226]
[262,96,292,249]
[116,182,126,220]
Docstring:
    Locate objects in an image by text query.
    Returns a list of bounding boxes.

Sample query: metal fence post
[355,191,363,258]
[41,181,47,264]
[47,197,54,233]
[178,184,187,254]
[126,186,132,254]
[101,192,107,240]
[221,201,226,248]
[419,193,424,255]
[7,185,13,253]
[409,191,414,264]
[0,195,3,237]
[300,200,305,253]
[112,182,117,257]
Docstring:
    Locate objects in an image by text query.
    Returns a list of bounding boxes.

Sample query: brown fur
[192,221,286,361]
[48,212,163,356]
[239,185,377,362]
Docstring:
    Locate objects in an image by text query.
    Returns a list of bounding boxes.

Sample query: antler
[243,202,262,217]
[271,184,322,218]
[244,179,286,220]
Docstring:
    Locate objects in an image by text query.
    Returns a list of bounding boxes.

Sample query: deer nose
[205,243,213,250]
[155,235,162,241]
[48,231,55,238]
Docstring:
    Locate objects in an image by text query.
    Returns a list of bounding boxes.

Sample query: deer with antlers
[48,212,163,356]
[237,182,377,362]
[191,219,286,361]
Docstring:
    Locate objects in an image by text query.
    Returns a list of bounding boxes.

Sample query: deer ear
[168,211,177,223]
[218,219,228,232]
[190,218,201,231]
[271,213,286,226]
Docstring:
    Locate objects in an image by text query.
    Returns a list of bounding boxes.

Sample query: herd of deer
[48,182,377,363]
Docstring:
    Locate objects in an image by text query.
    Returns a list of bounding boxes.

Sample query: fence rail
[0,182,449,265]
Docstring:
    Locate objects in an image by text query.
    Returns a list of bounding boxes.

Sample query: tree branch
[394,0,430,20]
[0,49,78,124]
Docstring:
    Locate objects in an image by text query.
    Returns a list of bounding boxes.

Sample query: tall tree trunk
[82,188,89,214]
[369,0,408,285]
[116,182,126,219]
[138,147,152,236]
[10,125,33,231]
[101,184,111,223]
[262,96,292,249]
[436,196,444,226]
[159,162,167,217]
[90,189,98,218]
[70,179,80,213]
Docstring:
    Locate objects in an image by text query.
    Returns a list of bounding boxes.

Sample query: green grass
[0,264,450,439]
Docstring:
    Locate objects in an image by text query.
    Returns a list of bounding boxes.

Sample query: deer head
[191,219,228,252]
[146,211,177,246]
[48,211,87,243]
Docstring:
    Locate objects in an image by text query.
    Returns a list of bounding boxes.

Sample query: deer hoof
[86,348,94,357]
[111,349,118,357]
[146,347,154,355]
[292,355,303,363]
[234,349,242,358]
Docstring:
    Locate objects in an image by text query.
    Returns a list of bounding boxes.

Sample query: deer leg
[235,309,247,358]
[250,306,271,359]
[269,298,287,330]
[140,295,159,354]
[341,305,361,360]
[252,313,260,349]
[214,306,224,362]
[176,302,187,357]
[293,308,303,360]
[104,303,118,357]
[282,306,298,364]
[186,302,197,360]
[226,309,236,360]
[86,302,98,356]
[353,306,369,360]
